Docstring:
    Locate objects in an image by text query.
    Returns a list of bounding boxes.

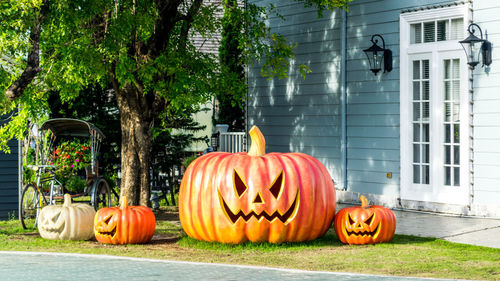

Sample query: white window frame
[400,5,471,205]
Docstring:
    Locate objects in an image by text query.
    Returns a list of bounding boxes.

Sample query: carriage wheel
[91,178,111,211]
[19,184,45,229]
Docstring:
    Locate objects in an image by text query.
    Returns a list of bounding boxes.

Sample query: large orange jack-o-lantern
[179,126,336,244]
[334,195,396,245]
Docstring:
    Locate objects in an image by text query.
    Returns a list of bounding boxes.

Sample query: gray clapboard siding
[348,158,400,171]
[248,0,343,183]
[348,181,400,196]
[0,137,19,220]
[466,0,500,205]
[474,178,500,192]
[475,140,500,151]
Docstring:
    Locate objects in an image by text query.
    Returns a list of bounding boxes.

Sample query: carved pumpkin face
[218,170,299,225]
[38,194,95,240]
[334,195,396,245]
[94,196,156,244]
[179,126,336,244]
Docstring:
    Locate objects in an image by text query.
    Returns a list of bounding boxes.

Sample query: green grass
[2,210,499,280]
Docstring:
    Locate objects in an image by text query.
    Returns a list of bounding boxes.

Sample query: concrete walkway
[388,207,500,248]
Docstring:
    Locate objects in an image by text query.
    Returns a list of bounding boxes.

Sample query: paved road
[0,251,462,281]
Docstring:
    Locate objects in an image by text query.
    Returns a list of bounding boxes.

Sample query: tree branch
[147,0,183,58]
[179,0,203,48]
[5,0,48,101]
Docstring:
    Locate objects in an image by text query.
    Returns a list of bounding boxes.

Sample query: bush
[64,176,86,193]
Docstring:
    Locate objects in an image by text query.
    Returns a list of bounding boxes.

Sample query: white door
[401,51,470,205]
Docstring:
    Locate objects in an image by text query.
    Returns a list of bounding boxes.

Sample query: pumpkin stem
[248,125,266,156]
[63,194,72,207]
[360,195,369,208]
[120,196,129,210]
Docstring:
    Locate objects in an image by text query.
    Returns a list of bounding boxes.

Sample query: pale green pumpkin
[38,194,96,240]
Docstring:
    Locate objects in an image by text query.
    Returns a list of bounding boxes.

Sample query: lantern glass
[365,50,384,74]
[460,37,483,68]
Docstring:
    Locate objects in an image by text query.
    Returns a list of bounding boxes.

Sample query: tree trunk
[115,84,154,206]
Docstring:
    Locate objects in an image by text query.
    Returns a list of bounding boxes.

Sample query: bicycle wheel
[91,177,111,211]
[19,184,42,230]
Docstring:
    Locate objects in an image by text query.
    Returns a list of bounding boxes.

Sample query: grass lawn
[3,206,499,280]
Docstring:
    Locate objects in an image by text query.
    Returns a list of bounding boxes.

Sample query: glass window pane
[450,18,464,40]
[453,81,460,101]
[423,60,430,79]
[424,21,435,42]
[453,102,460,122]
[444,102,451,122]
[452,59,460,78]
[445,145,451,164]
[423,124,429,142]
[413,165,420,184]
[454,167,460,186]
[454,145,460,165]
[423,102,429,120]
[413,124,420,142]
[413,61,420,79]
[445,124,451,143]
[444,81,451,100]
[444,60,451,79]
[413,144,420,163]
[445,167,451,186]
[423,81,430,100]
[454,124,460,142]
[413,82,420,100]
[411,23,422,44]
[423,144,429,163]
[413,102,420,121]
[423,165,430,184]
[437,20,448,41]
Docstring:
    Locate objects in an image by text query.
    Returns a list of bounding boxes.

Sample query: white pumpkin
[38,194,96,240]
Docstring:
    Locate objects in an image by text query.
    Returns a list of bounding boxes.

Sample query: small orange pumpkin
[94,196,156,244]
[334,195,396,245]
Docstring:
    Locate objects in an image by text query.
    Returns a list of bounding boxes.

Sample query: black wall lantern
[363,34,392,75]
[459,23,492,69]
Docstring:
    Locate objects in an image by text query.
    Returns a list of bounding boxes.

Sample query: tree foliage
[0,0,351,205]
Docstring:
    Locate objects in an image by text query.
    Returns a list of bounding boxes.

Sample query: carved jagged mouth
[97,225,116,238]
[219,190,299,224]
[41,223,65,233]
[346,223,380,237]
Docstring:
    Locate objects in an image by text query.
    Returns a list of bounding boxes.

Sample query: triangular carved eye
[364,213,374,226]
[51,213,61,223]
[348,213,356,225]
[233,170,248,197]
[269,171,284,199]
[104,215,113,225]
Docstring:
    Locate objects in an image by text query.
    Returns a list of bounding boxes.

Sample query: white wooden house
[247,0,500,217]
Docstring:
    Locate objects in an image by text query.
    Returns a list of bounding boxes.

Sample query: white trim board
[336,190,500,218]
